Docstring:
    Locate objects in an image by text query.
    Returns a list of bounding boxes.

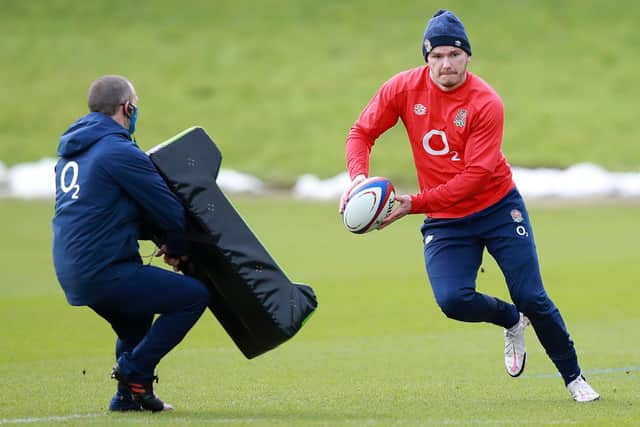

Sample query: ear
[123,101,134,118]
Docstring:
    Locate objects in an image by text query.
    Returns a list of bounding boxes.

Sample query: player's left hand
[338,174,366,214]
[378,194,411,230]
[155,244,189,272]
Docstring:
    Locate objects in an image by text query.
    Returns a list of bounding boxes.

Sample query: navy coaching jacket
[52,112,186,306]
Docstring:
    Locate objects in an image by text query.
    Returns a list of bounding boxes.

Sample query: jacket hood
[57,112,130,157]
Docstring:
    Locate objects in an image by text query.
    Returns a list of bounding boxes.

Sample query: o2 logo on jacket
[422,130,460,161]
[60,161,80,199]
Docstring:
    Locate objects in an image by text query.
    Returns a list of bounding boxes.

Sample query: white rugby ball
[342,177,395,234]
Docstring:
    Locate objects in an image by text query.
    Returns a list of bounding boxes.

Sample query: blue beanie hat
[422,9,472,62]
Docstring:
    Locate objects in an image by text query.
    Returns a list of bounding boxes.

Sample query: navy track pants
[90,264,209,380]
[421,188,580,383]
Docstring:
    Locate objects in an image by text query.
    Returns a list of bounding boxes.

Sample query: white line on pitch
[522,365,640,379]
[0,413,101,425]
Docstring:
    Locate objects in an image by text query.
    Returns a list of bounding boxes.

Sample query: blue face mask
[128,104,138,136]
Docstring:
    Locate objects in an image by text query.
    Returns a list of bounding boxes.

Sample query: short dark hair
[87,75,133,115]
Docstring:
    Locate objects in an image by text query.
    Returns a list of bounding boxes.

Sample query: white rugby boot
[567,374,600,402]
[504,313,530,377]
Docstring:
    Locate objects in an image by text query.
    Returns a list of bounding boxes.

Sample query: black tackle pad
[146,127,317,359]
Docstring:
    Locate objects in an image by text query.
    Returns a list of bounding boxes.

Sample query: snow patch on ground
[292,164,640,200]
[1,159,639,200]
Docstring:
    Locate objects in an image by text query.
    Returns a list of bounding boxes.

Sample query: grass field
[2,0,640,186]
[0,198,638,426]
[2,1,639,425]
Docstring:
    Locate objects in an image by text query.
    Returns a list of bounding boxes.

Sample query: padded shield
[146,127,317,359]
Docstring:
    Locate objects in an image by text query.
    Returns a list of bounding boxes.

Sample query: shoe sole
[506,353,526,378]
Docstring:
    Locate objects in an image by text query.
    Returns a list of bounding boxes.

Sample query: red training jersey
[346,66,515,218]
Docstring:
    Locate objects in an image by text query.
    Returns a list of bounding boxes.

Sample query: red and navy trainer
[111,365,173,412]
[109,390,142,412]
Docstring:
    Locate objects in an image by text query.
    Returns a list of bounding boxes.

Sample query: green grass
[0,198,638,426]
[1,0,640,187]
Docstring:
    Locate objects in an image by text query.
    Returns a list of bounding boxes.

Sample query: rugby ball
[342,177,395,234]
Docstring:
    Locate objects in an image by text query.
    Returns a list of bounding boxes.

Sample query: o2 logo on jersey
[60,161,80,199]
[422,130,460,161]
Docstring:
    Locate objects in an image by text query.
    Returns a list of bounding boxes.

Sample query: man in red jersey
[339,9,599,402]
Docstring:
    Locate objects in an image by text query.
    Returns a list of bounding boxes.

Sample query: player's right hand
[338,174,366,214]
[378,194,411,230]
[155,244,189,272]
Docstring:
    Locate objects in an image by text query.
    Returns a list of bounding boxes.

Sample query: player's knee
[436,294,467,321]
[516,291,554,319]
[193,283,210,308]
[181,278,210,311]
